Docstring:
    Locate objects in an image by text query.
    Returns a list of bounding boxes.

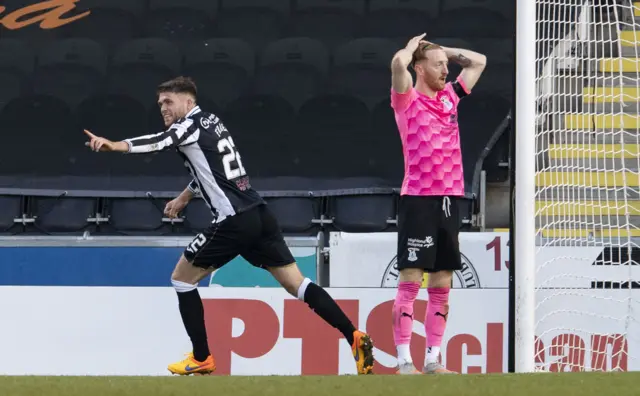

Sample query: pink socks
[392,281,420,364]
[425,287,450,363]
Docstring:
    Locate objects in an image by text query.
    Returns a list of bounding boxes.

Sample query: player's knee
[171,278,197,293]
[399,268,424,283]
[428,270,453,288]
[268,263,304,296]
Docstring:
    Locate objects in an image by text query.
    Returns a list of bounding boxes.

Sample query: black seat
[223,94,296,178]
[106,198,169,235]
[30,197,97,234]
[293,95,370,177]
[0,95,76,176]
[264,196,321,235]
[329,194,396,232]
[0,195,22,234]
[184,198,215,232]
[145,0,218,41]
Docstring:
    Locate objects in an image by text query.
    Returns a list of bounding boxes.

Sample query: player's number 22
[218,137,247,180]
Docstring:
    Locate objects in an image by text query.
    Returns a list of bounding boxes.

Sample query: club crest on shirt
[440,96,453,111]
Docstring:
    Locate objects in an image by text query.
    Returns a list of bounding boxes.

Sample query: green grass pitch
[0,373,638,396]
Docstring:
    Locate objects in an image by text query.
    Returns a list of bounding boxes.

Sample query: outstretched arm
[125,118,200,153]
[84,118,200,154]
[442,47,487,91]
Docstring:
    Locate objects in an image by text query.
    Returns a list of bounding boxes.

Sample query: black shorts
[183,204,295,270]
[397,195,463,273]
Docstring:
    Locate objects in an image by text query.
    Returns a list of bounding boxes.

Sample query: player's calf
[423,270,457,374]
[393,268,422,370]
[169,255,216,373]
[268,264,375,374]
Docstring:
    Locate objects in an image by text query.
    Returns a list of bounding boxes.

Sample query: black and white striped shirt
[124,106,264,222]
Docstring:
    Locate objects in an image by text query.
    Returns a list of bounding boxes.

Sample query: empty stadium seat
[434,2,511,38]
[106,198,169,234]
[294,95,370,177]
[473,64,513,101]
[365,0,439,42]
[183,198,215,232]
[290,0,366,49]
[108,39,182,109]
[469,38,513,66]
[33,39,107,109]
[254,38,329,109]
[264,196,321,235]
[77,94,150,176]
[0,96,76,176]
[371,98,405,182]
[0,40,34,112]
[216,0,290,48]
[0,196,22,233]
[30,197,97,233]
[223,95,296,177]
[330,38,398,108]
[328,194,396,233]
[183,38,255,108]
[442,0,513,21]
[58,0,145,51]
[145,0,218,41]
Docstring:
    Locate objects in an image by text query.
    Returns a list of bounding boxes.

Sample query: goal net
[517,0,640,372]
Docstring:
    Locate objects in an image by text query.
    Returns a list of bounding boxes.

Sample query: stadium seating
[33,39,108,109]
[182,38,255,108]
[108,38,182,110]
[223,94,297,177]
[290,0,366,49]
[0,196,22,234]
[365,0,440,44]
[58,0,145,52]
[105,198,171,235]
[28,196,97,234]
[145,0,218,41]
[0,40,34,113]
[0,0,517,235]
[327,194,398,233]
[263,196,322,235]
[254,37,330,110]
[215,0,290,48]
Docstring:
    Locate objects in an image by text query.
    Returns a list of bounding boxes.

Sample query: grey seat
[265,197,321,235]
[329,194,396,232]
[30,197,97,233]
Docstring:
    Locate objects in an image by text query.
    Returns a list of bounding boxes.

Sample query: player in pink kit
[390,33,486,375]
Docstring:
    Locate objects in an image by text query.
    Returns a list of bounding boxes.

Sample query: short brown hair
[157,76,198,99]
[411,43,443,68]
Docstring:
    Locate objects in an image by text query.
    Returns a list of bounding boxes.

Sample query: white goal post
[514,0,640,373]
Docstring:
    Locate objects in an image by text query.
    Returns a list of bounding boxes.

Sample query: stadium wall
[0,287,632,375]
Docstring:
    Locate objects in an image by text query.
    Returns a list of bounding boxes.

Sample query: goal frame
[509,0,537,374]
